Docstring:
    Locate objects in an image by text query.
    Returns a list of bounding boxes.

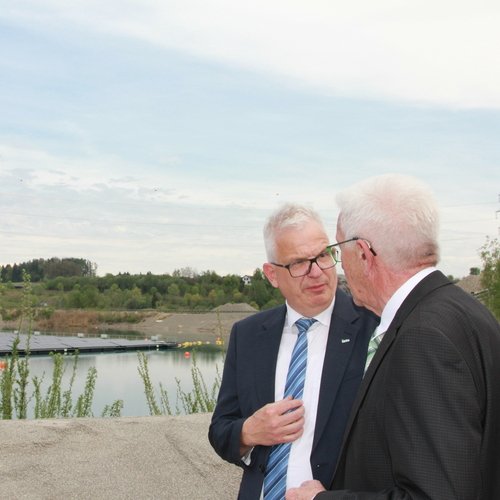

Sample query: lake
[20,347,225,418]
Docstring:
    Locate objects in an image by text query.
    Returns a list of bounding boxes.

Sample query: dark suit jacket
[208,288,378,500]
[318,271,500,500]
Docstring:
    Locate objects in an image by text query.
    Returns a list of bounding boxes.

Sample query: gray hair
[336,174,440,271]
[263,203,326,262]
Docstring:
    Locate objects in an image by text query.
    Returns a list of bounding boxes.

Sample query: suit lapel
[343,324,396,431]
[253,305,286,406]
[313,290,362,449]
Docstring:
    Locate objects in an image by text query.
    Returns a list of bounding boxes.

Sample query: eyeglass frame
[270,246,339,278]
[331,237,377,256]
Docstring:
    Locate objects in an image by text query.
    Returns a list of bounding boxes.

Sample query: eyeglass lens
[288,249,337,277]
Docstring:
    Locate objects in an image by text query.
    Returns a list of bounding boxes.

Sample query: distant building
[456,273,488,303]
[241,275,252,286]
[456,274,483,294]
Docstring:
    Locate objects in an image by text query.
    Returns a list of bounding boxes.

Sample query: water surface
[24,347,224,417]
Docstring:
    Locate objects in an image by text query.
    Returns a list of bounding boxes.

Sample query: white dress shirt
[271,299,335,491]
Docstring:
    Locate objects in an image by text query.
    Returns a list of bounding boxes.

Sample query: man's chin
[307,293,334,310]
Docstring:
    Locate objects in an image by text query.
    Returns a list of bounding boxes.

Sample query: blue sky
[1,1,499,278]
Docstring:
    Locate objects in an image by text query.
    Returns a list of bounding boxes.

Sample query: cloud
[1,4,498,278]
[1,141,497,278]
[4,0,500,108]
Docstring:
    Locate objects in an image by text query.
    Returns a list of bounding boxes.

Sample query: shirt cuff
[241,447,254,466]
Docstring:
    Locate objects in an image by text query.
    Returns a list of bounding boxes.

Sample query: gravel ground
[0,413,242,500]
[105,305,258,344]
[117,309,255,344]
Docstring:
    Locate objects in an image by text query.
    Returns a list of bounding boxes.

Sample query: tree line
[0,260,284,312]
[1,238,499,319]
[0,258,96,282]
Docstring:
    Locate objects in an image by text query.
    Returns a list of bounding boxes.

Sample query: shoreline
[0,307,257,345]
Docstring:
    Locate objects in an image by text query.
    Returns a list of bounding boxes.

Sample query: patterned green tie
[364,330,385,374]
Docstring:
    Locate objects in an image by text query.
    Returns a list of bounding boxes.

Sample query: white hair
[336,174,440,271]
[263,203,325,262]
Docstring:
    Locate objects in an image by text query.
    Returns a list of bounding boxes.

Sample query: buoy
[184,351,191,358]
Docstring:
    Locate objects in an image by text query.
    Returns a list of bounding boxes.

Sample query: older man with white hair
[287,174,500,500]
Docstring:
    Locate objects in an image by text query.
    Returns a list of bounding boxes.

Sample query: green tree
[11,264,22,282]
[167,283,180,297]
[246,268,280,309]
[480,237,500,319]
[124,286,150,309]
[1,264,13,282]
[65,284,82,308]
[103,283,125,308]
[173,267,199,279]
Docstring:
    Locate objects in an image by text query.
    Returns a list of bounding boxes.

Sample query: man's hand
[240,397,304,455]
[286,480,326,500]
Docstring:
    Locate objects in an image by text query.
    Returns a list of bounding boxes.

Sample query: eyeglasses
[331,237,377,256]
[271,247,339,278]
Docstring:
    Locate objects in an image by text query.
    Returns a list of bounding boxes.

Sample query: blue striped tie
[263,317,317,500]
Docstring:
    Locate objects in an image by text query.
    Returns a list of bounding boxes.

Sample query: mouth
[306,283,327,293]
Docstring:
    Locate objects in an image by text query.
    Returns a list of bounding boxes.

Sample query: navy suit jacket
[208,288,379,500]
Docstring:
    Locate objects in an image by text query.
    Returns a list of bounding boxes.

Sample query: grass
[30,309,149,333]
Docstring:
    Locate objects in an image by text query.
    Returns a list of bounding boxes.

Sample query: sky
[1,0,499,279]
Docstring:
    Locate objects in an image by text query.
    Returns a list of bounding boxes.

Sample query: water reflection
[25,347,225,417]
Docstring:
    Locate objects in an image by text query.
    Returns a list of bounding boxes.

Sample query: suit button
[259,464,266,473]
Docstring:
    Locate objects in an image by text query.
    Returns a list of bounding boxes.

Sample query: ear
[357,239,376,273]
[263,262,279,288]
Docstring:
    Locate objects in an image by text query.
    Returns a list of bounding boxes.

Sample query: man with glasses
[287,174,500,500]
[209,203,378,500]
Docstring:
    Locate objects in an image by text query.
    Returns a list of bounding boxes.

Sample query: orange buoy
[184,351,191,358]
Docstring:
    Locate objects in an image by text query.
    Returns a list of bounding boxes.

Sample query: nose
[308,260,323,278]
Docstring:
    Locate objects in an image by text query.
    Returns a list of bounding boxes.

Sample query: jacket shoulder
[231,304,286,330]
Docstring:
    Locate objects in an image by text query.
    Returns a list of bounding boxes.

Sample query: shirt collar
[377,266,437,334]
[285,297,335,329]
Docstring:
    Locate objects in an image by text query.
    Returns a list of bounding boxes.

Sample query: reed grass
[137,350,221,416]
